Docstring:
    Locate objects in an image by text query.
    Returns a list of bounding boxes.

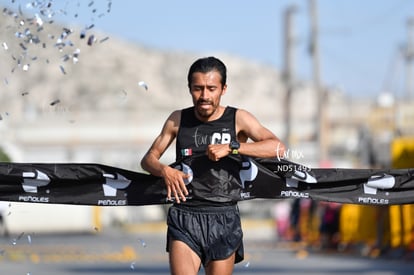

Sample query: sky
[1,0,414,98]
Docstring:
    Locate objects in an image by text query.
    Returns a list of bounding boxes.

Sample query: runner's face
[189,71,227,121]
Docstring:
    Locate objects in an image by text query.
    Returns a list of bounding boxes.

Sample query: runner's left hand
[206,144,231,161]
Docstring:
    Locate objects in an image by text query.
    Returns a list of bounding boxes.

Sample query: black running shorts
[166,204,244,265]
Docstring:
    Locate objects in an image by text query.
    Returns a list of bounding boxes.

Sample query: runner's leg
[204,252,235,275]
[169,239,201,275]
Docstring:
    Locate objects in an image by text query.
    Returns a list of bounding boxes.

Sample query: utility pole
[404,17,414,100]
[309,0,327,163]
[283,5,297,148]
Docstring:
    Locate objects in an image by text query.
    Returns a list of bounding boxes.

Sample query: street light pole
[283,5,297,148]
[309,0,327,163]
[404,17,414,100]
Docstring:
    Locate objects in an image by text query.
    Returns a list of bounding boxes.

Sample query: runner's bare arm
[235,109,285,158]
[140,111,189,203]
[206,109,285,160]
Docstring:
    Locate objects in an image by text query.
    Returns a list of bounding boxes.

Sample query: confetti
[138,238,147,247]
[87,34,95,46]
[1,42,8,50]
[1,0,112,79]
[34,14,43,26]
[50,99,60,106]
[72,48,80,63]
[62,54,70,62]
[12,232,25,245]
[19,42,27,51]
[59,65,66,74]
[99,36,109,43]
[80,29,86,39]
[138,81,149,91]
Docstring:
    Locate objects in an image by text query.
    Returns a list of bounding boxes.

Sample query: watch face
[230,140,240,149]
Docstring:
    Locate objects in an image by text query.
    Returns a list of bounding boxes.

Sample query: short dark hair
[187,57,227,88]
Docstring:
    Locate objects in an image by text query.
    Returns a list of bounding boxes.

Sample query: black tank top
[175,106,242,206]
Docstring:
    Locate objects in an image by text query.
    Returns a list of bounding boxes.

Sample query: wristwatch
[229,140,240,155]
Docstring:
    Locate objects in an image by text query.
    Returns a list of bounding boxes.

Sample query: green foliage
[0,147,11,162]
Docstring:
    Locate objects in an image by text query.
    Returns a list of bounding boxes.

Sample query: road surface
[1,226,414,275]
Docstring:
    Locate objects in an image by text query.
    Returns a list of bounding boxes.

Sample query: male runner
[141,56,285,275]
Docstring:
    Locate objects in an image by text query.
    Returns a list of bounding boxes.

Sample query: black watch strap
[230,140,240,155]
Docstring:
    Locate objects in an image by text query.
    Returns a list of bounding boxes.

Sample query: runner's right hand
[161,166,189,203]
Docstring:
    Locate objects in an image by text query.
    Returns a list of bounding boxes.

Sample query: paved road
[1,228,414,275]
